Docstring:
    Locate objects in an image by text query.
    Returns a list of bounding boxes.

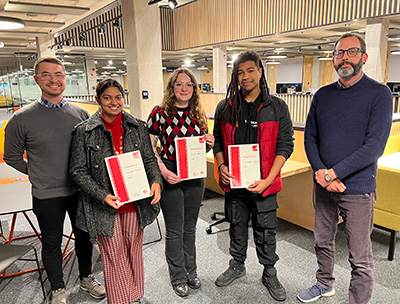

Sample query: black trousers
[160,178,205,285]
[225,191,279,267]
[32,192,93,290]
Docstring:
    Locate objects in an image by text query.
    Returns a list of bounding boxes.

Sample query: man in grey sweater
[4,57,105,304]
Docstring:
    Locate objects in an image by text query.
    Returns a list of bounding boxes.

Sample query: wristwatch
[324,170,332,182]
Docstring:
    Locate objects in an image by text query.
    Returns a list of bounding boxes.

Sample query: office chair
[143,217,162,245]
[206,157,227,234]
[206,211,227,234]
[0,243,46,300]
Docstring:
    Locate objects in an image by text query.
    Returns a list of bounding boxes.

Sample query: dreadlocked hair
[161,67,208,132]
[222,50,269,126]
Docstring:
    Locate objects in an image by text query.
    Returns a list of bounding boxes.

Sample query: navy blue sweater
[305,74,393,194]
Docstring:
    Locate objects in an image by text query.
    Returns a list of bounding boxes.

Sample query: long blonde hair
[161,68,208,132]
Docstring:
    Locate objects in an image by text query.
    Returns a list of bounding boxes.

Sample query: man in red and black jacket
[213,51,294,302]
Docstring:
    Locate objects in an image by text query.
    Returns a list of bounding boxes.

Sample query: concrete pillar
[364,19,389,83]
[121,0,163,120]
[36,35,55,58]
[312,57,321,91]
[213,45,227,93]
[86,59,97,96]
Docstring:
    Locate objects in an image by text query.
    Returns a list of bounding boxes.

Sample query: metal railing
[64,93,400,124]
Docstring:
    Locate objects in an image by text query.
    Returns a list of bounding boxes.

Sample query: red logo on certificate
[252,145,258,151]
[199,137,205,143]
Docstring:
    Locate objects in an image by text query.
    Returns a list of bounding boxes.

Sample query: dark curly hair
[161,67,207,132]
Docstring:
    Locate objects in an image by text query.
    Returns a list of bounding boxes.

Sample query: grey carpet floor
[1,190,399,304]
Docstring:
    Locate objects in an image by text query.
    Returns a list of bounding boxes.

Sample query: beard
[334,57,363,80]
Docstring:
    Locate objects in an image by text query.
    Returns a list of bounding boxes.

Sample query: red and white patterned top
[147,105,204,160]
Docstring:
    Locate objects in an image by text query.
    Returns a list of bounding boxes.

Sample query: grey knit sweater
[4,101,89,199]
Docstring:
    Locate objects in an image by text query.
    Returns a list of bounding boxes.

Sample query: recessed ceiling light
[0,16,25,30]
[182,58,195,67]
[197,66,208,70]
[266,61,281,65]
[318,56,333,60]
[267,54,287,59]
[391,50,400,55]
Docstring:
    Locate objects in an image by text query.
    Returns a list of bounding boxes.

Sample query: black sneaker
[262,267,286,301]
[215,259,246,287]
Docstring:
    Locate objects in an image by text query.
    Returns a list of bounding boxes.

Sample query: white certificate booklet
[105,151,151,205]
[228,144,261,188]
[175,136,207,180]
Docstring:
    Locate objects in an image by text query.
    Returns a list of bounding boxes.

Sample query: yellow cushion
[0,120,7,154]
[375,165,400,231]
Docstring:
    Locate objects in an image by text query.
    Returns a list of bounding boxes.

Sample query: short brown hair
[334,33,366,53]
[34,57,65,75]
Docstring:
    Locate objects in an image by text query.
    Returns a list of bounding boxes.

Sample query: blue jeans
[160,178,204,285]
[32,192,93,290]
[313,184,375,304]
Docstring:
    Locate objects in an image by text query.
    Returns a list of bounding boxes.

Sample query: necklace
[243,103,259,123]
[114,124,124,155]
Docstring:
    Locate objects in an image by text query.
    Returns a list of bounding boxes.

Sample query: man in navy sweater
[298,33,393,304]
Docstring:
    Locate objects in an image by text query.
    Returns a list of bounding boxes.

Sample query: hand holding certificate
[228,144,261,188]
[105,151,151,205]
[175,136,207,181]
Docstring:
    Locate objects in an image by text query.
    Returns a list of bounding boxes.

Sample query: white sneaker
[80,274,106,299]
[51,288,66,304]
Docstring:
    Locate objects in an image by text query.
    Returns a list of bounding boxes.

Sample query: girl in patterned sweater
[147,68,214,297]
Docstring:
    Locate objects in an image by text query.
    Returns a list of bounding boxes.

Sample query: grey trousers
[313,184,375,304]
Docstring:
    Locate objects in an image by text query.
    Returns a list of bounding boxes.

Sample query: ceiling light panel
[24,20,66,28]
[0,16,25,30]
[4,1,90,16]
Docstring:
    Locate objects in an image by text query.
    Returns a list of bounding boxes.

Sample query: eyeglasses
[333,47,363,59]
[174,82,194,89]
[36,72,65,80]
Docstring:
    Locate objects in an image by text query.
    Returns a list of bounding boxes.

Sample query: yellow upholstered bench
[374,121,400,260]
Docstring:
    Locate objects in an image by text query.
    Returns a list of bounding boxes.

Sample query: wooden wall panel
[267,64,278,94]
[203,69,214,89]
[55,5,123,49]
[320,60,335,87]
[302,56,314,92]
[164,0,400,51]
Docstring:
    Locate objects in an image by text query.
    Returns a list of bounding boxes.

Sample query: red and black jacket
[213,89,294,197]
